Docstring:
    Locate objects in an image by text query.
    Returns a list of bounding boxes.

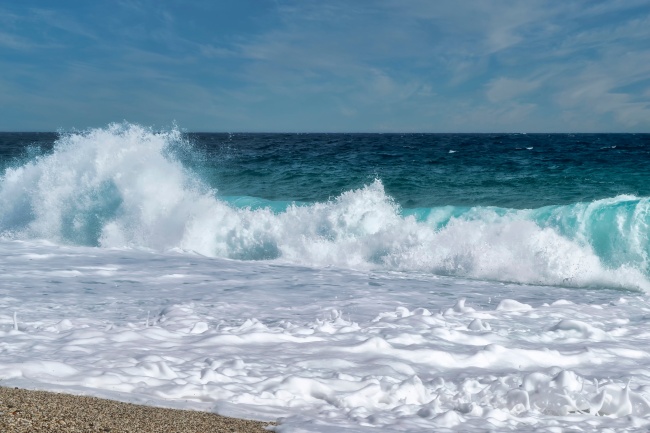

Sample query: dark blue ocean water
[1,126,648,289]
[3,132,648,209]
[183,133,650,209]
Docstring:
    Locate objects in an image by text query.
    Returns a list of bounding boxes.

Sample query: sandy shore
[0,386,276,433]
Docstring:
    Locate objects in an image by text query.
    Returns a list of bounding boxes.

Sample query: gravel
[0,386,276,433]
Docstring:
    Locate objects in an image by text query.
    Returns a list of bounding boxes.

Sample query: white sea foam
[1,240,649,432]
[0,123,648,292]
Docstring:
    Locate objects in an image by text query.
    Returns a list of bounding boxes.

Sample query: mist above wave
[0,123,648,290]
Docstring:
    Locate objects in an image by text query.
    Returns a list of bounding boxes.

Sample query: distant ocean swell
[1,123,648,291]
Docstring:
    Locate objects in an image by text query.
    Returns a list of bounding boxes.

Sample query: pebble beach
[0,387,275,433]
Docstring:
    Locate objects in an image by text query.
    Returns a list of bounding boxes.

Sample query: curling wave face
[0,123,648,290]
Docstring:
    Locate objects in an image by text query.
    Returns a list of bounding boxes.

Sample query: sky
[0,1,649,132]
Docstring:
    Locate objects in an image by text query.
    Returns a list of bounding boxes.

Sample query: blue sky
[1,1,649,132]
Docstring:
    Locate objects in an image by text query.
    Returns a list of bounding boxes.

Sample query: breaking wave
[1,123,648,290]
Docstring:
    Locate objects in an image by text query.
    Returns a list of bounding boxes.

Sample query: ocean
[1,123,650,432]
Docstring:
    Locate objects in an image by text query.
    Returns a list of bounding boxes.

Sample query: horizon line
[0,130,648,135]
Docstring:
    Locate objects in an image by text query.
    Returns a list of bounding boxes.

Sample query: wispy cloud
[486,77,542,103]
[29,8,97,40]
[0,0,649,131]
[0,31,39,50]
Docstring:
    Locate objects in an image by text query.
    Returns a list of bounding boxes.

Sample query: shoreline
[0,386,276,432]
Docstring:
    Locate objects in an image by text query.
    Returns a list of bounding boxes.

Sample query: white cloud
[1,0,649,131]
[30,8,97,40]
[199,44,237,59]
[446,101,538,131]
[339,106,357,118]
[0,31,37,50]
[551,45,650,128]
[486,77,541,102]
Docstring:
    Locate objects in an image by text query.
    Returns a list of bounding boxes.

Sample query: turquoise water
[0,124,648,289]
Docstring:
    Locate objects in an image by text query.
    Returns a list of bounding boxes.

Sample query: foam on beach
[1,240,650,432]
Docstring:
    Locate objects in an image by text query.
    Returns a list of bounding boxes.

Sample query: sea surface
[1,124,650,432]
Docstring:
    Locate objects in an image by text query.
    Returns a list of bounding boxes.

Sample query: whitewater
[2,123,650,431]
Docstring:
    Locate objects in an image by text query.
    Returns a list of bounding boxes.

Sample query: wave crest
[1,123,648,291]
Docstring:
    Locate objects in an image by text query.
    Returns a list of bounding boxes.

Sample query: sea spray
[0,123,649,290]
